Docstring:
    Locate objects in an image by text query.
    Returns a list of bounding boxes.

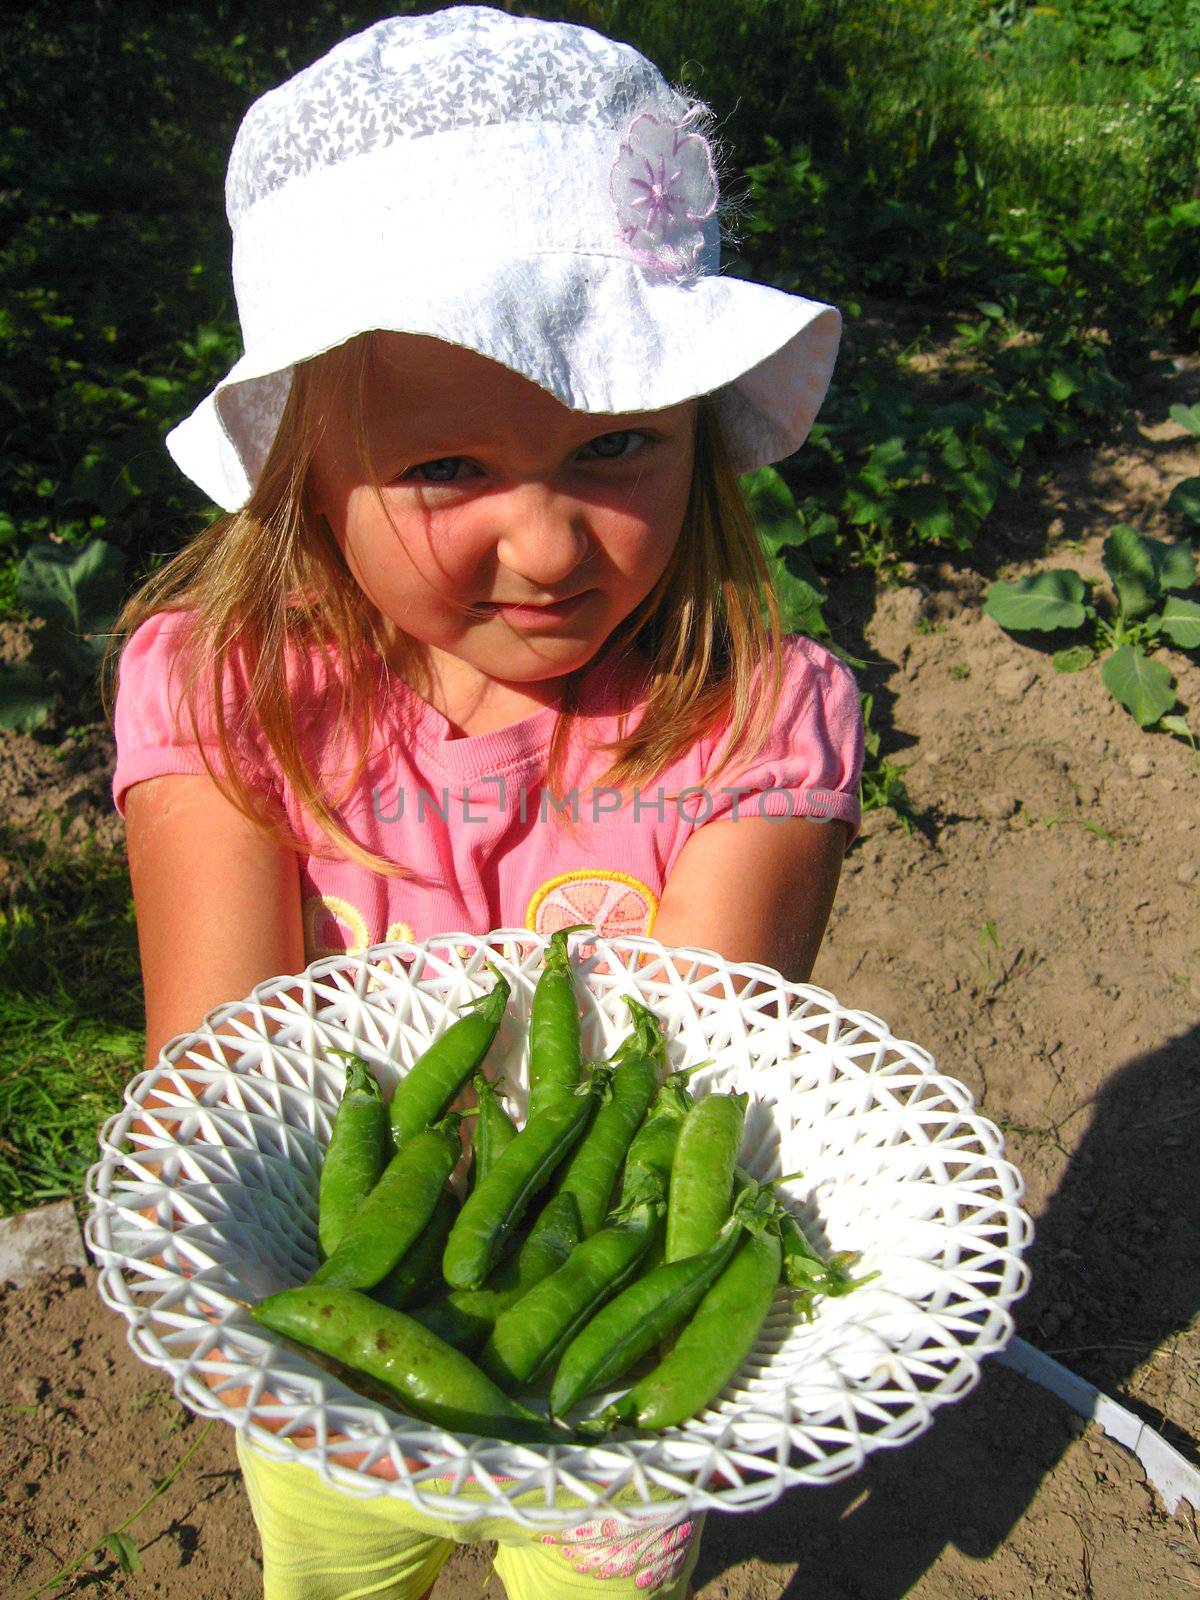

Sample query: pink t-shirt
[113,613,863,962]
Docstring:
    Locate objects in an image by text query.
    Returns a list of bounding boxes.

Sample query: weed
[1039,813,1117,843]
[131,1387,189,1435]
[973,921,1030,992]
[19,1420,214,1598]
[991,1112,1058,1147]
[858,693,916,832]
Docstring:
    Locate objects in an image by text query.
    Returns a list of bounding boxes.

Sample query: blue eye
[407,457,472,483]
[581,431,645,460]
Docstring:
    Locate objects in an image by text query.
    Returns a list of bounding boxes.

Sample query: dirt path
[3,372,1199,1598]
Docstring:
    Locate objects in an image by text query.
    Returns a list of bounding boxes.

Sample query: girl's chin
[377,602,625,692]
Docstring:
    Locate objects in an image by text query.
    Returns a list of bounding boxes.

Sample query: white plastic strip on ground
[997,1336,1200,1515]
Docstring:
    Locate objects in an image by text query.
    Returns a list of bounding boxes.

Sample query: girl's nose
[494,485,592,587]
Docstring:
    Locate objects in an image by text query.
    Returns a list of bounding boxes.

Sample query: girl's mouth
[481,592,593,627]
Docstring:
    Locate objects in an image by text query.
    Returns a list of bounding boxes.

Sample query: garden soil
[2,366,1198,1599]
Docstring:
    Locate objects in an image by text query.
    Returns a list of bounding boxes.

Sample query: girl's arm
[651,814,847,986]
[124,774,306,1065]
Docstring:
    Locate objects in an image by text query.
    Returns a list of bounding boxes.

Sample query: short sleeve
[693,636,864,840]
[111,611,274,815]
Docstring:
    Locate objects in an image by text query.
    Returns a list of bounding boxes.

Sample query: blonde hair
[107,335,784,871]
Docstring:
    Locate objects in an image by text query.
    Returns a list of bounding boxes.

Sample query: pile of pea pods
[252,931,869,1445]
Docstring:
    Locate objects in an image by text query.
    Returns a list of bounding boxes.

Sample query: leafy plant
[976,919,1001,981]
[858,692,915,831]
[19,1420,214,1599]
[0,538,123,732]
[743,466,832,640]
[1165,401,1200,526]
[983,526,1200,727]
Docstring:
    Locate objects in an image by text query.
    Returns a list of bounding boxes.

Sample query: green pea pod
[665,1091,748,1262]
[389,966,510,1150]
[616,1063,697,1209]
[552,1007,664,1237]
[312,1115,462,1290]
[638,1224,666,1277]
[370,1187,460,1311]
[443,1084,598,1289]
[602,1225,783,1432]
[251,1286,556,1444]
[550,1210,747,1417]
[411,1192,582,1353]
[525,928,588,1120]
[508,1188,584,1279]
[471,1074,518,1188]
[318,1054,389,1260]
[480,1201,661,1391]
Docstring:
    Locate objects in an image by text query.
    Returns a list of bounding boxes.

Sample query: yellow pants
[236,1434,704,1599]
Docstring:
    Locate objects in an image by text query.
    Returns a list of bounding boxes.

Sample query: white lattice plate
[86,930,1032,1528]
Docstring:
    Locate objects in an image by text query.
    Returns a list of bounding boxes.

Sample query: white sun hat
[166,6,842,512]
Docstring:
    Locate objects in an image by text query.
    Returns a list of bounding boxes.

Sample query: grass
[919,7,1199,224]
[0,821,143,1215]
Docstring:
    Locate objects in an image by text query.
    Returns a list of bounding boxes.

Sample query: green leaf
[65,450,136,517]
[744,467,831,558]
[1100,645,1176,727]
[984,571,1088,632]
[762,549,829,641]
[741,465,798,527]
[28,622,109,684]
[845,486,893,530]
[988,401,1046,459]
[865,437,927,480]
[1104,527,1196,615]
[895,483,955,543]
[1102,525,1160,619]
[952,466,998,521]
[0,662,55,732]
[1166,478,1200,524]
[1159,596,1200,650]
[17,538,125,634]
[1105,25,1142,61]
[1158,542,1198,592]
[1046,368,1080,403]
[932,429,968,473]
[106,1530,142,1574]
[1168,403,1200,439]
[1053,644,1094,673]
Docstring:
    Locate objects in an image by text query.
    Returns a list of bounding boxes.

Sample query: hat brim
[167,257,840,511]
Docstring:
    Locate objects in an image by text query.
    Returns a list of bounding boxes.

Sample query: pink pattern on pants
[541,1514,698,1588]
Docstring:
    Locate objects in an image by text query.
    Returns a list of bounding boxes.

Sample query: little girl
[111,9,862,1597]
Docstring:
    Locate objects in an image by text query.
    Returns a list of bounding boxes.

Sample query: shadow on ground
[694,1023,1200,1598]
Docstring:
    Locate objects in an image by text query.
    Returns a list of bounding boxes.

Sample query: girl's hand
[651,814,847,990]
[121,777,414,1479]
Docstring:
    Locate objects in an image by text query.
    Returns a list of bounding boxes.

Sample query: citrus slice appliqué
[302,894,369,960]
[526,868,658,945]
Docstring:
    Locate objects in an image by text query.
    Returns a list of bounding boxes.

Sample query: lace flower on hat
[610,111,718,281]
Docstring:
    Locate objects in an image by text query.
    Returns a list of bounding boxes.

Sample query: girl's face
[307,335,696,734]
